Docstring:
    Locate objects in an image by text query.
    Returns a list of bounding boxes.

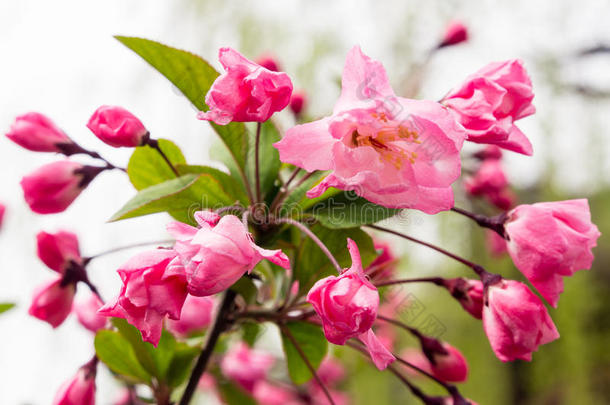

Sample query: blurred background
[1,0,609,403]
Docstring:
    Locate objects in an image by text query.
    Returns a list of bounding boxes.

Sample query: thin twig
[83,240,174,264]
[280,325,336,405]
[254,122,263,204]
[375,277,446,288]
[179,290,236,405]
[147,139,180,177]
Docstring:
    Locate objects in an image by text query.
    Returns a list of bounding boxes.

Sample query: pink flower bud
[445,278,484,319]
[504,199,600,307]
[87,105,148,148]
[29,278,76,328]
[255,54,281,72]
[465,159,508,198]
[0,203,5,229]
[307,239,395,370]
[289,90,307,117]
[400,348,433,378]
[316,357,345,386]
[443,59,535,155]
[365,240,397,282]
[53,361,96,405]
[439,21,469,47]
[6,112,74,152]
[98,249,188,346]
[20,161,103,214]
[37,230,82,274]
[483,280,559,361]
[473,145,502,160]
[220,342,275,392]
[426,343,469,383]
[253,381,301,405]
[168,212,290,297]
[197,48,293,125]
[74,293,107,333]
[166,295,215,337]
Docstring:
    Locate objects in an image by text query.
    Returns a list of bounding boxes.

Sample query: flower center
[348,112,422,169]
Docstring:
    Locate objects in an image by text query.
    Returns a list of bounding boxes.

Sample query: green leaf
[112,318,158,377]
[128,139,186,190]
[216,378,257,405]
[281,321,328,384]
[94,330,152,383]
[110,173,236,222]
[308,190,400,229]
[245,121,282,199]
[294,223,376,293]
[241,322,262,347]
[175,164,248,205]
[166,343,199,388]
[0,303,15,315]
[280,172,341,213]
[115,36,248,179]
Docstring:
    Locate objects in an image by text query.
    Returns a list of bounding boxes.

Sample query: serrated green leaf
[94,330,152,383]
[115,36,249,181]
[308,190,400,229]
[294,223,376,294]
[110,173,235,222]
[128,139,186,190]
[0,303,15,315]
[281,321,328,384]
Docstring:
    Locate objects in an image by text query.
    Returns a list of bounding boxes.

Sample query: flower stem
[147,138,180,177]
[375,277,446,288]
[274,217,342,274]
[450,206,507,236]
[83,240,174,264]
[269,167,303,214]
[280,325,336,405]
[366,225,486,278]
[254,122,263,204]
[179,290,236,405]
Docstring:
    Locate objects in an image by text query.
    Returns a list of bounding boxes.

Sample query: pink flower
[275,46,466,214]
[465,159,508,197]
[400,348,433,378]
[253,381,301,405]
[255,54,281,72]
[504,199,600,307]
[166,295,215,336]
[29,278,76,328]
[445,278,484,319]
[442,59,535,155]
[483,280,559,361]
[310,387,349,405]
[316,357,345,386]
[426,343,469,383]
[168,212,290,297]
[0,203,5,229]
[365,240,397,282]
[21,161,103,214]
[53,361,96,405]
[439,21,469,48]
[220,342,275,392]
[37,230,82,274]
[197,48,293,125]
[74,293,107,333]
[6,112,74,153]
[289,90,307,117]
[98,249,188,345]
[307,238,395,370]
[87,106,148,148]
[486,229,507,257]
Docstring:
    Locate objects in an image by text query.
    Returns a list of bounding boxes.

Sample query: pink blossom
[53,363,96,405]
[483,280,559,361]
[74,293,107,333]
[465,159,508,197]
[504,199,600,307]
[220,342,275,392]
[255,54,281,72]
[275,46,466,214]
[316,357,345,386]
[488,188,516,211]
[443,59,535,155]
[307,238,395,370]
[445,278,484,319]
[486,229,507,257]
[21,161,101,214]
[98,249,188,345]
[197,48,293,125]
[87,105,148,148]
[400,348,433,378]
[6,112,74,152]
[168,212,290,297]
[0,203,5,229]
[253,381,302,405]
[289,90,307,117]
[365,240,397,281]
[37,230,82,274]
[427,343,469,383]
[29,278,75,328]
[439,21,468,48]
[310,387,349,405]
[166,295,215,336]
